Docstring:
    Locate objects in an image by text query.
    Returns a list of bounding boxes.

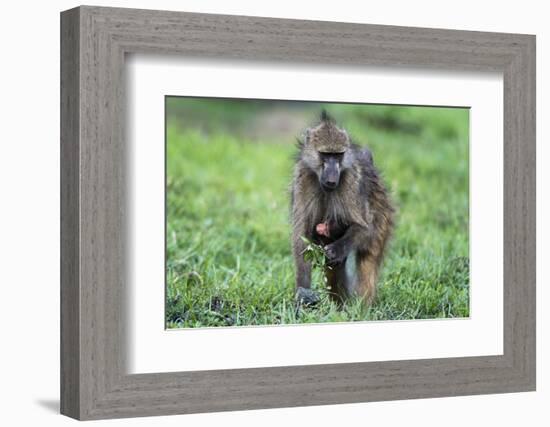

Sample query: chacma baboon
[291,111,394,305]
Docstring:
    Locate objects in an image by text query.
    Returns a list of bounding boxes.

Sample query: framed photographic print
[60,5,536,420]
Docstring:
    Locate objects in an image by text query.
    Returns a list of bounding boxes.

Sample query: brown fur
[291,112,394,304]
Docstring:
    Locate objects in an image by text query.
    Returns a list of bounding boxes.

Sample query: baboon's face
[319,152,344,192]
[301,113,352,192]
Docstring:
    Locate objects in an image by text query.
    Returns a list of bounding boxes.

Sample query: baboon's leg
[355,254,379,305]
[325,264,347,304]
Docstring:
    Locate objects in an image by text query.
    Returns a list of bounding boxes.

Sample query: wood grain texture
[60,7,80,419]
[60,5,536,420]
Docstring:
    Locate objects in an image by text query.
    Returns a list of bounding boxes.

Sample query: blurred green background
[165,97,469,328]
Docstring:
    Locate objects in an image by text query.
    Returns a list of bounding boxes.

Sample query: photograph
[165,97,470,328]
[53,3,537,421]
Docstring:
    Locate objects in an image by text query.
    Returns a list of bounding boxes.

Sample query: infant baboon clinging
[291,111,394,305]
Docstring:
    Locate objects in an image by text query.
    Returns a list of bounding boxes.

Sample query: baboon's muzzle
[320,159,340,191]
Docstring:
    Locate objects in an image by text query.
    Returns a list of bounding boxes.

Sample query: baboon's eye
[319,152,344,162]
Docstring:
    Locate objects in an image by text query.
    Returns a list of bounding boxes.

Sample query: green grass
[166,101,470,328]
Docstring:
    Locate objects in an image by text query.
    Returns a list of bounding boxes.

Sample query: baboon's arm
[324,223,369,265]
[295,253,312,290]
[292,218,313,289]
[291,187,315,290]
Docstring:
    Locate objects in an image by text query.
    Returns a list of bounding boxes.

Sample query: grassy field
[165,99,470,328]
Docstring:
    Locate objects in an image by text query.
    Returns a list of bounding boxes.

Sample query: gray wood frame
[60,5,536,420]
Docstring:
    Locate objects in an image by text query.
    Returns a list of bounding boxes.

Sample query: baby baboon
[291,111,394,305]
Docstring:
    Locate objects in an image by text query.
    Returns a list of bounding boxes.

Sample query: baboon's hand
[324,242,347,265]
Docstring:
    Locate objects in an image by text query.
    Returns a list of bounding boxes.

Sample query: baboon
[291,111,394,305]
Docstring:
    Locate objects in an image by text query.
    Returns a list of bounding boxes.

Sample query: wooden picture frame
[60,5,536,420]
